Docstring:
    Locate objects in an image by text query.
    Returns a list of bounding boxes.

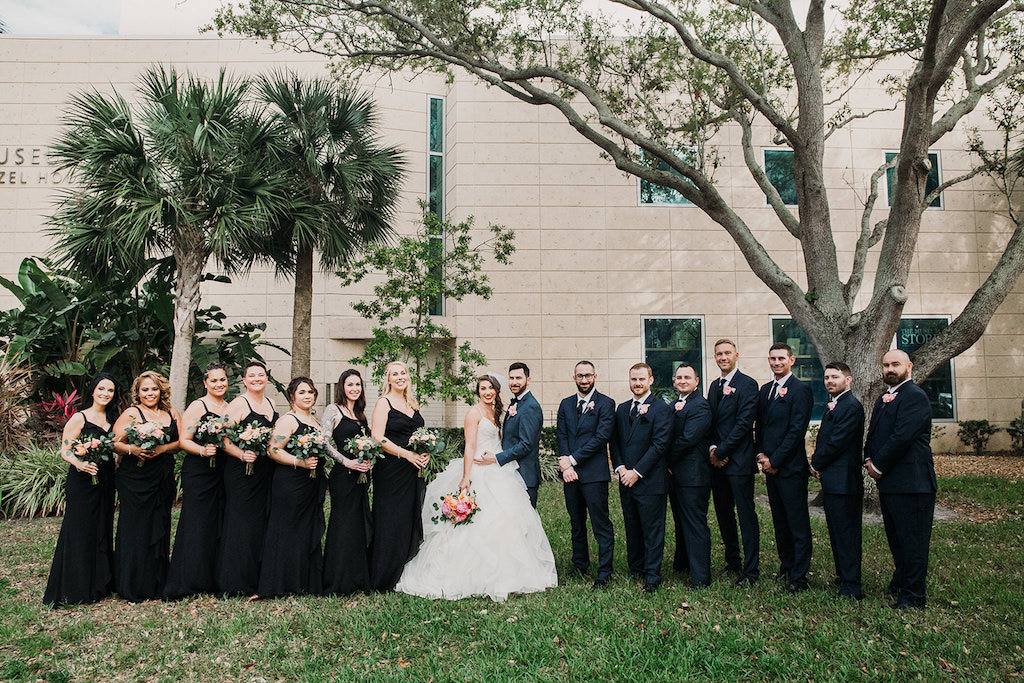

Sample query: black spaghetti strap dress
[322,413,371,595]
[369,400,425,591]
[257,419,326,597]
[114,407,177,602]
[43,414,116,607]
[164,400,225,600]
[217,398,276,596]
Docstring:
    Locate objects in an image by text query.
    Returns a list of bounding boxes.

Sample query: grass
[0,475,1021,681]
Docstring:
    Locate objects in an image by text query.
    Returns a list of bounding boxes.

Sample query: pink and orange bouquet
[227,421,274,475]
[344,434,385,484]
[192,414,231,467]
[408,427,446,479]
[67,433,114,485]
[286,429,330,479]
[431,490,480,526]
[123,420,172,467]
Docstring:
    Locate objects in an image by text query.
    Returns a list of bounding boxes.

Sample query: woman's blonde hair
[381,360,419,411]
[131,371,172,414]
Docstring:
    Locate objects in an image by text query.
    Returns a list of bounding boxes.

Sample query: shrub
[1006,415,1024,453]
[0,442,67,518]
[957,419,999,455]
[0,352,31,456]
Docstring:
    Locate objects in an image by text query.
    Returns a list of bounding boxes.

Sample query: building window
[638,150,694,205]
[764,149,797,206]
[886,151,942,209]
[643,317,704,399]
[896,317,955,420]
[770,318,829,420]
[428,96,444,316]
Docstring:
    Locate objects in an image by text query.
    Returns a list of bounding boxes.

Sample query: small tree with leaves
[340,208,515,405]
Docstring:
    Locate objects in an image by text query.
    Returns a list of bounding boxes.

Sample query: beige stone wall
[1,36,1021,450]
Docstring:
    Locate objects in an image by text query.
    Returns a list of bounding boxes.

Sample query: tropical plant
[958,419,999,455]
[47,65,299,412]
[256,71,406,377]
[0,442,66,518]
[0,351,31,456]
[31,390,79,439]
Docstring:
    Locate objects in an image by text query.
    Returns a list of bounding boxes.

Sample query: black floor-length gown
[164,400,225,600]
[257,421,326,597]
[323,413,372,595]
[217,398,276,597]
[43,415,116,607]
[114,408,177,602]
[370,400,425,591]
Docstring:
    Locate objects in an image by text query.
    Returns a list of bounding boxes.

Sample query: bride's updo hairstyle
[475,374,504,438]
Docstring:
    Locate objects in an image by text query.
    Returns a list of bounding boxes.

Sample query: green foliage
[1006,415,1024,453]
[958,419,999,455]
[340,208,515,406]
[0,352,31,457]
[0,443,66,519]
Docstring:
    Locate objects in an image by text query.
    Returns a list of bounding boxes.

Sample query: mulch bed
[934,453,1023,479]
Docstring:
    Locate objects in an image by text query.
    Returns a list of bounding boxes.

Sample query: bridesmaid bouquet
[287,429,330,479]
[122,420,172,467]
[227,422,273,475]
[344,434,385,484]
[192,414,231,468]
[431,490,480,526]
[408,427,446,480]
[68,434,114,485]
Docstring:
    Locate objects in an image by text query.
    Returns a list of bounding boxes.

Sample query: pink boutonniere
[675,401,685,411]
[587,401,595,412]
[777,387,788,398]
[722,385,735,396]
[638,403,649,415]
[882,393,895,403]
[507,404,518,416]
[827,400,837,411]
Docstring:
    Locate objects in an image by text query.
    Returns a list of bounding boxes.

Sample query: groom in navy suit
[478,362,543,507]
[556,360,616,589]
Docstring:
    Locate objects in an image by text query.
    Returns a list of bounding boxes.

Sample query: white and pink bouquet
[192,414,231,467]
[123,420,172,467]
[408,427,446,479]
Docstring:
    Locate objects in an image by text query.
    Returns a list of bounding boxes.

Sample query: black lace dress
[369,400,425,591]
[217,397,276,596]
[322,412,371,595]
[164,399,225,600]
[43,414,116,607]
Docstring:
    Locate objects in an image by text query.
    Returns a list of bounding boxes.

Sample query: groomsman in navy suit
[477,362,543,507]
[556,360,616,589]
[810,361,865,600]
[755,343,813,593]
[666,362,713,588]
[610,363,673,593]
[864,350,937,609]
[707,339,761,586]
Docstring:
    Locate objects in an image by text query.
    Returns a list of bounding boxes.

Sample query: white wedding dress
[396,417,557,601]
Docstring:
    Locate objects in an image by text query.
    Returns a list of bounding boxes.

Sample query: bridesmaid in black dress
[217,360,277,597]
[111,371,181,602]
[258,377,326,597]
[164,362,229,600]
[370,361,429,592]
[321,369,373,595]
[43,373,121,607]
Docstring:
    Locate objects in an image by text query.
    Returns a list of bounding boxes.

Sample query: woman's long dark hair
[81,372,121,427]
[476,375,503,439]
[335,369,367,422]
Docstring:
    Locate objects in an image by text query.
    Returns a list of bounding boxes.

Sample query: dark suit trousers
[527,486,538,509]
[669,481,711,587]
[765,475,812,587]
[564,480,614,580]
[880,492,935,607]
[822,492,863,597]
[618,485,666,585]
[668,484,688,572]
[711,470,760,580]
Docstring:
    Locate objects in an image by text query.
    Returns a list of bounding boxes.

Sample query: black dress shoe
[893,600,925,610]
[787,582,808,595]
[733,577,755,588]
[643,582,659,594]
[591,578,609,590]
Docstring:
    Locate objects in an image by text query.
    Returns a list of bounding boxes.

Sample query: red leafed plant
[34,390,80,436]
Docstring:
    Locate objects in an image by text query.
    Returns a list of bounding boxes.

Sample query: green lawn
[1,475,1022,681]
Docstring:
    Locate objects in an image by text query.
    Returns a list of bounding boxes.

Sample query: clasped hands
[757,453,778,475]
[708,446,729,469]
[404,449,430,470]
[863,458,882,480]
[557,455,578,482]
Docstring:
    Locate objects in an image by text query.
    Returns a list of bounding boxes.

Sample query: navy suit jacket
[707,370,759,476]
[667,393,713,488]
[556,390,615,484]
[864,381,937,495]
[610,395,672,495]
[755,375,813,478]
[497,390,543,488]
[811,391,865,495]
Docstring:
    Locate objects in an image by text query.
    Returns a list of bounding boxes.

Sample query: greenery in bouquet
[408,427,445,479]
[122,420,172,467]
[286,429,329,479]
[226,421,273,475]
[344,433,385,484]
[67,433,114,485]
[191,413,231,467]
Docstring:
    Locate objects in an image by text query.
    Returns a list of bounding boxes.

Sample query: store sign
[0,146,72,186]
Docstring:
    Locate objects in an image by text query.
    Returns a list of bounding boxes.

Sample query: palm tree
[48,66,296,412]
[257,72,406,378]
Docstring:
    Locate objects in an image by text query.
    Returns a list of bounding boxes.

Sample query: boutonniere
[507,404,518,416]
[586,401,595,412]
[882,393,895,403]
[638,403,649,415]
[722,385,735,396]
[777,387,788,398]
[675,401,685,411]
[827,400,837,411]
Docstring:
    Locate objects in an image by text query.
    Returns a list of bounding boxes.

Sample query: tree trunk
[168,246,204,415]
[291,241,314,378]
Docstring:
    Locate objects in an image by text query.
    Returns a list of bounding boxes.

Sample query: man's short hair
[509,362,530,377]
[825,361,852,376]
[769,342,794,356]
[675,361,698,376]
[714,338,737,350]
[630,362,654,377]
[575,360,595,371]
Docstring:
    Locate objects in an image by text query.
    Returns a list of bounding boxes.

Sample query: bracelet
[127,444,132,457]
[294,457,298,469]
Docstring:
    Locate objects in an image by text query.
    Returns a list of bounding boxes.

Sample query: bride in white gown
[396,374,557,601]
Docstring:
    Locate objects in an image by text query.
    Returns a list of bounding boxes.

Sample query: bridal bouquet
[123,420,172,467]
[344,434,385,484]
[227,421,273,475]
[68,434,114,485]
[287,429,330,479]
[408,427,446,480]
[431,490,480,526]
[192,414,231,467]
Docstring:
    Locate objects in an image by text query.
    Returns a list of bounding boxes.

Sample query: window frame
[884,150,944,210]
[762,148,798,207]
[636,148,696,207]
[640,315,707,400]
[427,95,445,317]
